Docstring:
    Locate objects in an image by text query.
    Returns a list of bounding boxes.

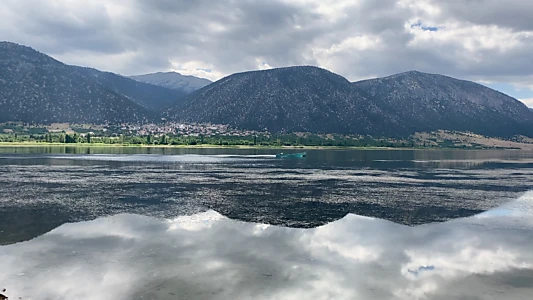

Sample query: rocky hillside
[352,71,533,137]
[0,42,183,124]
[76,68,187,110]
[129,72,211,93]
[170,66,398,134]
[170,67,533,137]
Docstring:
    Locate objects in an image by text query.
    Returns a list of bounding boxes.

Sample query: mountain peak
[129,72,211,93]
[0,41,18,46]
[386,70,442,79]
[0,41,61,65]
[401,70,424,75]
[222,65,351,87]
[136,71,182,76]
[0,41,28,48]
[232,65,340,76]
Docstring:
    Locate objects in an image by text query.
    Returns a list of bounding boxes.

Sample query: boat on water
[275,152,306,158]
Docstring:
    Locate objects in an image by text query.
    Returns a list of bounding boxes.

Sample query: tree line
[0,132,422,148]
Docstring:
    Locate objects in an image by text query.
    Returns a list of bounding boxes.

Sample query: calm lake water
[0,147,532,299]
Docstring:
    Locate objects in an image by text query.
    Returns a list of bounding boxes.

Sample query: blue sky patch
[482,82,533,99]
[408,265,435,276]
[411,21,439,32]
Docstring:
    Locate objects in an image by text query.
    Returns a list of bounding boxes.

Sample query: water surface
[0,147,532,299]
[1,148,532,244]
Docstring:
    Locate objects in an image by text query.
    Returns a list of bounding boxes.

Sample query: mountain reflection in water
[1,191,533,300]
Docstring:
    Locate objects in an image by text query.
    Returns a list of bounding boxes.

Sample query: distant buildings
[128,122,266,137]
[1,121,267,138]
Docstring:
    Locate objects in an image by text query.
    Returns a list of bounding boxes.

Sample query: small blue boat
[275,152,306,159]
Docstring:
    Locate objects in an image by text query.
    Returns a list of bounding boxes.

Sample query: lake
[0,147,532,299]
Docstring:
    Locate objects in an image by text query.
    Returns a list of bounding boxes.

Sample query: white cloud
[1,192,533,299]
[1,0,533,97]
[166,210,226,231]
[169,60,225,81]
[520,98,533,107]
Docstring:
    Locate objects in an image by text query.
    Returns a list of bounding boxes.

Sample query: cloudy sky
[1,0,532,106]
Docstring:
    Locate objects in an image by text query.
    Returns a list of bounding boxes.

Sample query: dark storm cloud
[93,0,326,74]
[1,0,125,54]
[0,0,532,100]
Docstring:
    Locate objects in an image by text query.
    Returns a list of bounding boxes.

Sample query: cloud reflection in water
[1,191,533,300]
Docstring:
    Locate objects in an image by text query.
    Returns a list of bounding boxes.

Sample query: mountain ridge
[0,42,185,124]
[75,67,187,110]
[172,66,371,134]
[129,71,211,93]
[1,41,532,138]
[352,69,533,137]
[170,66,533,137]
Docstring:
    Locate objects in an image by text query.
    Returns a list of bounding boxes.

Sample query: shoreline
[0,142,521,151]
[0,142,397,150]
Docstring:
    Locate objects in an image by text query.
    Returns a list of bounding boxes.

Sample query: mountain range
[1,41,532,137]
[171,66,533,137]
[0,42,205,124]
